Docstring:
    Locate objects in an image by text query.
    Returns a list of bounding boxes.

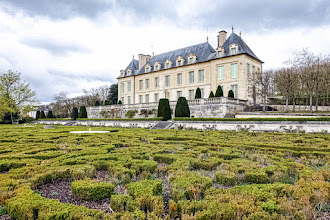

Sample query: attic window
[154,62,161,71]
[229,44,238,56]
[188,53,197,64]
[120,70,125,77]
[166,63,169,69]
[178,60,181,66]
[127,69,132,76]
[145,64,151,73]
[231,48,236,55]
[176,56,185,67]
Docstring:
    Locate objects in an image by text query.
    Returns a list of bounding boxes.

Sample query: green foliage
[173,117,330,121]
[175,97,190,118]
[244,172,269,184]
[118,100,122,104]
[79,106,88,118]
[209,91,215,98]
[22,116,34,123]
[71,179,114,201]
[110,195,139,212]
[108,83,118,104]
[71,107,78,120]
[261,200,280,214]
[126,179,163,198]
[95,100,100,106]
[40,111,46,119]
[46,110,53,118]
[215,85,223,97]
[126,110,138,119]
[228,89,234,98]
[195,87,201,99]
[36,110,40,120]
[215,171,237,186]
[157,98,171,121]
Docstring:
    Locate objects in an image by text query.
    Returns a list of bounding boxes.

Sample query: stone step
[63,121,77,126]
[150,121,173,129]
[223,114,235,118]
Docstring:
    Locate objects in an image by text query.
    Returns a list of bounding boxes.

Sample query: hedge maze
[0,124,329,219]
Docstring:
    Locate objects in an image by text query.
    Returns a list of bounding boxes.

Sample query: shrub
[79,106,88,118]
[22,116,34,123]
[46,111,53,118]
[118,100,122,104]
[244,172,269,184]
[36,110,41,120]
[228,90,234,98]
[110,195,139,212]
[71,107,78,120]
[209,91,215,98]
[125,110,138,119]
[95,100,100,106]
[157,99,171,121]
[40,111,46,119]
[261,200,280,214]
[175,97,190,118]
[215,85,223,97]
[215,171,237,186]
[71,179,114,201]
[195,87,201,99]
[126,179,163,198]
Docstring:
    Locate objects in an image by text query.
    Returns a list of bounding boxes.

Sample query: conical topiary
[79,106,88,118]
[215,85,223,97]
[228,90,235,98]
[157,99,171,121]
[175,97,190,118]
[209,91,215,98]
[47,111,54,118]
[71,107,79,120]
[195,87,201,99]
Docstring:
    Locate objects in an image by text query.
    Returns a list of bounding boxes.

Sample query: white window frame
[189,89,194,100]
[139,95,143,103]
[155,77,159,88]
[231,63,238,79]
[145,94,149,103]
[177,91,182,98]
[145,79,149,90]
[198,69,204,83]
[218,66,224,80]
[231,84,238,98]
[177,73,182,85]
[165,75,170,87]
[154,93,159,102]
[121,82,124,93]
[189,71,194,84]
[127,96,131,104]
[139,80,143,91]
[127,81,131,92]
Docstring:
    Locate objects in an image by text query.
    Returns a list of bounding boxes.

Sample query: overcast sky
[0,0,329,103]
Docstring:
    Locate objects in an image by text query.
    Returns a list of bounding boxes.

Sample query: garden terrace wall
[236,112,330,118]
[172,120,330,133]
[87,97,247,119]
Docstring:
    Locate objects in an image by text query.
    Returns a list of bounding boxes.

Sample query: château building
[117,29,263,105]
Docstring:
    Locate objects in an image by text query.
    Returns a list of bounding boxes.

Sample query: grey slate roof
[118,32,261,78]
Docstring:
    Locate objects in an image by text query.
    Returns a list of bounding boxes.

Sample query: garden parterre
[0,124,329,219]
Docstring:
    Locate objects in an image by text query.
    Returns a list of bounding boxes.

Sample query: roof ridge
[152,42,212,57]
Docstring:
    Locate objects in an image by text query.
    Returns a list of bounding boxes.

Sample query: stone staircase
[63,121,77,126]
[224,114,235,118]
[150,121,174,129]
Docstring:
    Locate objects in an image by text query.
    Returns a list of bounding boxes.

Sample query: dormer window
[154,62,161,71]
[229,44,238,56]
[164,60,172,69]
[176,56,185,67]
[127,69,132,76]
[217,47,224,58]
[120,70,125,77]
[187,53,197,64]
[145,64,151,73]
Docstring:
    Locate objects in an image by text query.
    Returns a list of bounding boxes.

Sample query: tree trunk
[315,89,319,112]
[292,93,296,112]
[10,112,14,124]
[309,93,313,113]
[286,97,289,112]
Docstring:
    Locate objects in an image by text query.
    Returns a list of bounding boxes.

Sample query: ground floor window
[177,91,182,99]
[231,84,238,98]
[139,95,143,103]
[145,94,149,103]
[127,96,131,104]
[154,93,159,102]
[189,89,194,100]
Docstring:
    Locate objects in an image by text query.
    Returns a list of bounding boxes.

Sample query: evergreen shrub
[79,106,88,118]
[157,99,171,121]
[215,85,223,97]
[175,97,190,118]
[228,90,235,98]
[71,107,78,120]
[71,179,115,201]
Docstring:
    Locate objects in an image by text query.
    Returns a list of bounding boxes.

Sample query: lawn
[0,124,329,219]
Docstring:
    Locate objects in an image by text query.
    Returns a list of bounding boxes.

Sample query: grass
[0,124,329,219]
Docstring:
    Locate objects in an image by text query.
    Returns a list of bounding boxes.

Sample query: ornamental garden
[0,124,329,219]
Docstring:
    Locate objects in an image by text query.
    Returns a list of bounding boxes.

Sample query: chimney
[217,30,227,47]
[138,54,151,70]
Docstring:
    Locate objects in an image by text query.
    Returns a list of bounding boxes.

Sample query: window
[189,57,193,64]
[121,97,124,104]
[127,96,131,104]
[177,91,182,98]
[127,81,131,92]
[198,69,204,83]
[165,75,170,87]
[200,89,204,98]
[189,89,194,100]
[155,77,159,88]
[189,71,194,83]
[145,94,149,103]
[252,66,255,74]
[231,48,237,55]
[178,60,181,66]
[165,91,169,99]
[247,63,250,78]
[139,80,143,91]
[166,63,169,69]
[154,93,159,102]
[231,85,238,98]
[231,64,238,78]
[217,50,223,58]
[177,73,182,85]
[121,83,124,93]
[155,65,159,71]
[139,95,143,103]
[218,66,224,80]
[145,79,149,90]
[146,67,150,72]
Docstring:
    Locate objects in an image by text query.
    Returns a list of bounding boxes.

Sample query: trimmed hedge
[71,179,115,201]
[175,97,190,118]
[157,99,171,121]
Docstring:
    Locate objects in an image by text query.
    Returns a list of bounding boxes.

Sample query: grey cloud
[1,0,329,30]
[21,37,91,56]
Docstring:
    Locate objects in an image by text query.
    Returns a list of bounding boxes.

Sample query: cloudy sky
[0,0,329,103]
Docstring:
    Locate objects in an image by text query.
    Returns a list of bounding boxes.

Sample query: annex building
[118,29,262,105]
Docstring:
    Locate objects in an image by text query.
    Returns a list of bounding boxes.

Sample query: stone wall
[87,97,247,119]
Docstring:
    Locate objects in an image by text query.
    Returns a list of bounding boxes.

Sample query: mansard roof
[118,33,262,78]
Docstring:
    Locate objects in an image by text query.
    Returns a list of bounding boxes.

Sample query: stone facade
[118,30,262,106]
[87,97,247,119]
